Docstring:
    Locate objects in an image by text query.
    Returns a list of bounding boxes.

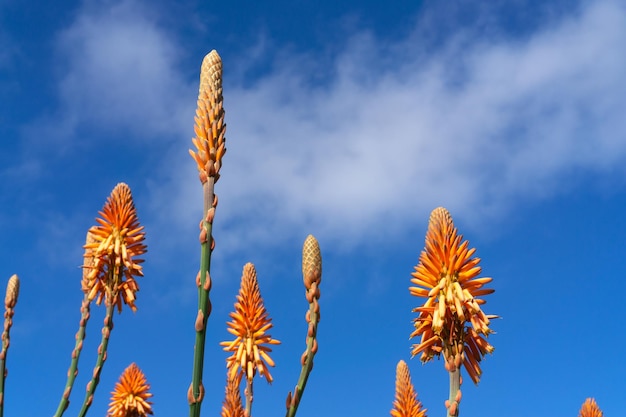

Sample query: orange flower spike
[189,50,227,184]
[409,207,496,383]
[82,183,146,313]
[107,363,153,417]
[578,398,603,417]
[221,376,245,417]
[221,263,280,384]
[390,360,427,417]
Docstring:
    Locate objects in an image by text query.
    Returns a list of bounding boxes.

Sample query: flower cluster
[409,207,496,383]
[108,363,153,417]
[82,183,146,312]
[221,263,280,383]
[390,360,427,417]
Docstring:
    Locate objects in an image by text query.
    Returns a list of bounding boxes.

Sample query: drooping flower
[189,50,227,184]
[82,183,146,312]
[220,263,280,383]
[221,375,245,417]
[107,363,153,417]
[390,360,427,417]
[409,207,496,383]
[578,398,603,417]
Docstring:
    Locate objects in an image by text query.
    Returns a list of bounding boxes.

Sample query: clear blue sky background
[1,0,625,416]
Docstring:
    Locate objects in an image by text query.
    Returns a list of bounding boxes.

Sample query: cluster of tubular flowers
[221,263,280,383]
[107,363,153,417]
[390,360,427,417]
[220,376,245,417]
[82,183,146,313]
[409,207,496,383]
[189,49,226,184]
[578,398,603,417]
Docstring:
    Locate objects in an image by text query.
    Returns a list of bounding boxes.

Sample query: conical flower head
[189,50,226,183]
[83,183,146,312]
[221,375,245,417]
[409,207,497,383]
[579,398,603,417]
[107,363,153,417]
[221,263,280,383]
[390,360,427,417]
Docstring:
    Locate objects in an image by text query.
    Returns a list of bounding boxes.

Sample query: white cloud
[50,0,193,144]
[210,0,626,247]
[36,0,626,253]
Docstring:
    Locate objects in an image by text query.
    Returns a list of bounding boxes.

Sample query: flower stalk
[409,207,497,416]
[221,263,280,417]
[0,274,19,417]
[285,235,322,417]
[188,49,226,417]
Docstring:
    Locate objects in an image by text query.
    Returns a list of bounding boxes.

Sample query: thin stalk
[285,298,319,417]
[189,179,216,417]
[447,367,461,417]
[53,295,91,417]
[244,377,253,417]
[77,302,115,417]
[0,275,19,417]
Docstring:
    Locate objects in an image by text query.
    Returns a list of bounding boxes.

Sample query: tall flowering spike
[107,363,153,417]
[189,49,227,183]
[390,360,427,417]
[409,207,497,384]
[83,183,147,313]
[220,263,280,383]
[221,376,245,417]
[578,398,603,417]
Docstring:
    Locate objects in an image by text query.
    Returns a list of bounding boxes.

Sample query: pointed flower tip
[221,375,245,417]
[108,363,153,417]
[83,183,146,312]
[391,360,427,417]
[579,398,603,417]
[222,263,279,384]
[302,234,322,290]
[5,274,20,308]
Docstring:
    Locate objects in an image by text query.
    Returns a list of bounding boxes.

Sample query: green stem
[447,367,461,417]
[53,295,91,417]
[244,377,253,417]
[77,302,115,417]
[0,306,16,417]
[285,299,319,417]
[189,179,216,417]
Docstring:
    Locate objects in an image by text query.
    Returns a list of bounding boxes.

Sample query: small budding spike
[302,235,322,290]
[4,275,19,308]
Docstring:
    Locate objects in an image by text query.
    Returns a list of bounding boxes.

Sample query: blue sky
[1,0,625,416]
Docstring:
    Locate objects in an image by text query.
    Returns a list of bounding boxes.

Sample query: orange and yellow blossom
[221,263,280,383]
[409,207,496,383]
[391,360,427,417]
[107,363,153,417]
[82,183,146,313]
[578,398,603,417]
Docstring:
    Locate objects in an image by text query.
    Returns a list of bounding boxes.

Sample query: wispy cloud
[33,0,626,255]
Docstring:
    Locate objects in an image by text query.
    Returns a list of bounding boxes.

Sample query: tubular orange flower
[107,363,153,417]
[578,398,603,417]
[220,263,280,383]
[390,360,427,417]
[221,376,245,417]
[82,183,146,313]
[409,207,496,384]
[189,50,227,184]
